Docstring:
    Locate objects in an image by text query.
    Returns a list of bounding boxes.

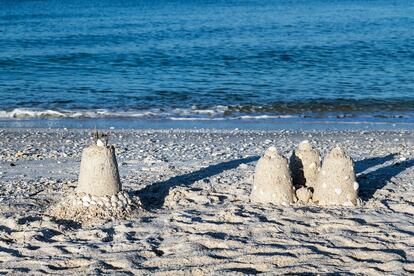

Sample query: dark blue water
[0,0,414,124]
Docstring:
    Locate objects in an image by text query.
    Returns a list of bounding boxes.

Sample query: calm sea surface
[0,0,413,125]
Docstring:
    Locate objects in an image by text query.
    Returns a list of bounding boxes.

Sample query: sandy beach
[2,0,414,274]
[0,128,413,274]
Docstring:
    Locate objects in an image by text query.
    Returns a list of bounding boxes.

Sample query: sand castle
[250,147,296,205]
[77,141,121,196]
[290,140,321,188]
[51,132,139,222]
[312,146,360,206]
[251,143,360,207]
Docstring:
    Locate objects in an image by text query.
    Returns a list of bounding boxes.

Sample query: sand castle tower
[50,132,138,223]
[312,146,360,206]
[289,140,321,188]
[77,135,121,196]
[250,147,296,205]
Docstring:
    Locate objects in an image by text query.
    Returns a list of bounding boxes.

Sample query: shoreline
[0,128,413,274]
[1,116,414,131]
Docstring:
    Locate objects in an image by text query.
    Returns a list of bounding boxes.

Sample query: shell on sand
[313,146,359,206]
[77,144,121,197]
[250,147,296,205]
[289,140,321,188]
[49,190,139,223]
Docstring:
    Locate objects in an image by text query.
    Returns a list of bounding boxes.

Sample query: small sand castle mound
[312,146,360,206]
[290,140,321,188]
[50,132,140,222]
[250,147,296,205]
[295,186,313,203]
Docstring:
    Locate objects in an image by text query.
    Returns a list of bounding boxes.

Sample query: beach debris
[289,140,321,188]
[50,132,140,223]
[93,130,108,147]
[15,151,26,158]
[250,147,296,205]
[312,146,360,206]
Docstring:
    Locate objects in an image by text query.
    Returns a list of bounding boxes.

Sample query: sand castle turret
[312,146,360,206]
[250,147,296,205]
[50,132,139,223]
[289,140,321,188]
[77,142,121,196]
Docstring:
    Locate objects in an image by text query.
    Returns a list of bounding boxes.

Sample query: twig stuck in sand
[93,130,109,147]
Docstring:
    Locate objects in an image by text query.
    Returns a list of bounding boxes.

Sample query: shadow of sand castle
[138,156,259,210]
[138,153,413,209]
[355,154,414,200]
[354,154,396,174]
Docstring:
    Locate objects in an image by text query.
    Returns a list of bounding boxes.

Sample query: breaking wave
[0,104,413,121]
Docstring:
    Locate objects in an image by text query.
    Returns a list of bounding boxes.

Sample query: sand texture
[0,128,414,274]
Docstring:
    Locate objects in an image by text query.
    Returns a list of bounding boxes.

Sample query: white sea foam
[0,108,412,123]
[169,117,226,121]
[0,108,161,119]
[0,109,68,118]
[239,115,294,119]
[0,107,293,120]
[0,106,230,120]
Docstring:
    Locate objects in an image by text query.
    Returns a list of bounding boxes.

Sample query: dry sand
[0,128,413,275]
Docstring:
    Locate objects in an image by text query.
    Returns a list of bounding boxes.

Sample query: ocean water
[0,0,413,127]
